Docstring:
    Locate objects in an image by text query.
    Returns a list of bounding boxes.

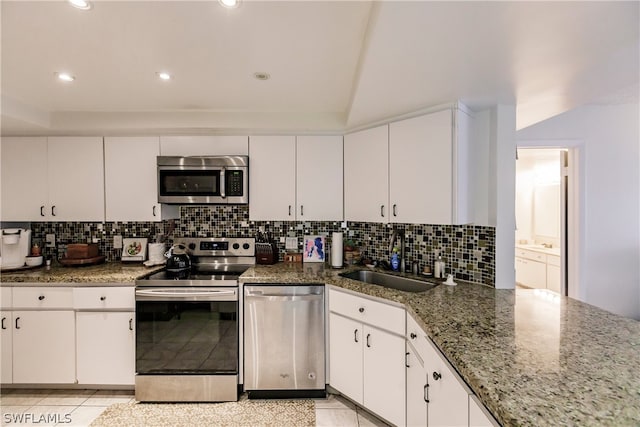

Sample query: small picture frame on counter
[303,235,325,263]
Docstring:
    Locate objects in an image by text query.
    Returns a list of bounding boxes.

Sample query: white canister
[148,243,166,262]
[331,232,343,268]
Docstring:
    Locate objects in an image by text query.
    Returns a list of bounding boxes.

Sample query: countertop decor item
[303,235,325,263]
[66,243,99,259]
[122,238,148,262]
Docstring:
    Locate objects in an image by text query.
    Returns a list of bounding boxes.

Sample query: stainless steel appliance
[244,284,325,398]
[157,155,248,204]
[135,237,255,402]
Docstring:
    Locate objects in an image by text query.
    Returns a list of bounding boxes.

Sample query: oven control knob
[243,243,250,250]
[188,243,196,251]
[233,243,240,250]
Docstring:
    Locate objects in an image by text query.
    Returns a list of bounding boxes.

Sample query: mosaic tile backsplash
[27,205,495,286]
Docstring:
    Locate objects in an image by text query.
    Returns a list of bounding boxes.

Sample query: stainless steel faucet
[389,228,405,272]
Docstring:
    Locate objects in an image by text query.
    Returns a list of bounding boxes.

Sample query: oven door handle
[136,288,237,301]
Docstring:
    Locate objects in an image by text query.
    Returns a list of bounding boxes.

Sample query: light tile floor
[0,389,389,427]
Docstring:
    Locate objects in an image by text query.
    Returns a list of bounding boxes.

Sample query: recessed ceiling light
[68,0,92,10]
[254,72,270,81]
[157,72,172,81]
[56,72,75,82]
[219,0,240,9]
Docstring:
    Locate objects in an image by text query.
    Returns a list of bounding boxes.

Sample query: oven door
[135,286,240,402]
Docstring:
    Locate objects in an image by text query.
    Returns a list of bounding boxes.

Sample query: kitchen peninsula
[2,262,639,426]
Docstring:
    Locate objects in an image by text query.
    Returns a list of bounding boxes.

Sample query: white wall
[517,104,640,320]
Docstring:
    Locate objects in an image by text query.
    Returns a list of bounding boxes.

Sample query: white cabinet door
[406,342,428,427]
[160,136,248,156]
[249,136,296,221]
[0,137,49,221]
[76,311,135,385]
[344,125,389,222]
[1,311,12,384]
[12,311,75,384]
[47,137,104,221]
[105,137,161,221]
[423,338,469,427]
[516,258,546,289]
[296,136,343,221]
[389,110,453,224]
[328,313,363,405]
[546,264,561,293]
[363,324,406,427]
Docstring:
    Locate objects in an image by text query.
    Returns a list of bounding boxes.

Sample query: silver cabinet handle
[358,307,365,313]
[354,329,358,343]
[40,206,45,217]
[15,317,20,329]
[433,372,442,381]
[1,317,6,330]
[405,352,410,368]
[152,205,157,217]
[424,384,429,403]
[393,204,397,217]
[129,318,133,331]
[51,205,57,216]
[100,296,106,301]
[410,332,417,339]
[366,333,371,348]
[288,205,292,216]
[38,295,45,301]
[300,205,304,216]
[380,205,385,217]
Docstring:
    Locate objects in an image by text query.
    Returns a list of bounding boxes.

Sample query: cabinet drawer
[1,287,12,309]
[516,248,546,262]
[406,311,430,361]
[73,287,134,310]
[329,288,405,335]
[13,287,73,309]
[547,255,561,267]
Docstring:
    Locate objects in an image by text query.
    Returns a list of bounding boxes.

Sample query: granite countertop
[0,262,163,285]
[242,263,640,427]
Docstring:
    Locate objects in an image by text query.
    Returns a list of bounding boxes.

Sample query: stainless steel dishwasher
[244,284,325,398]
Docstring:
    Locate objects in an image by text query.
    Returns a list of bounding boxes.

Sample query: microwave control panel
[226,170,244,196]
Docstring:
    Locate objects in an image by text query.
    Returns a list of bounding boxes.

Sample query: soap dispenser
[391,247,400,271]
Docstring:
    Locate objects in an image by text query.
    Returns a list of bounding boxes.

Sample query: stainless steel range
[134,237,255,402]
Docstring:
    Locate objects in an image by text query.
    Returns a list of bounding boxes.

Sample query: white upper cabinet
[1,137,104,222]
[296,135,343,221]
[345,105,475,225]
[249,135,343,221]
[104,137,162,222]
[249,136,297,221]
[344,125,389,222]
[47,137,105,221]
[160,136,248,156]
[389,107,473,225]
[1,137,49,221]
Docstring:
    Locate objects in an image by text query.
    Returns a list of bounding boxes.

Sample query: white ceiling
[1,1,638,136]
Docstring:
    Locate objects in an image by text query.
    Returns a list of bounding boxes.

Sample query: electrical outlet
[285,237,298,250]
[113,235,123,249]
[45,234,56,248]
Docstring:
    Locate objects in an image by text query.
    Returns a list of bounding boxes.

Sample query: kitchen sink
[340,270,438,293]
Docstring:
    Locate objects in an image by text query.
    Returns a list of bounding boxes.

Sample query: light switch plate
[113,235,123,249]
[285,237,298,250]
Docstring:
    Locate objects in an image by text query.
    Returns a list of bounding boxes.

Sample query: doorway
[515,148,569,295]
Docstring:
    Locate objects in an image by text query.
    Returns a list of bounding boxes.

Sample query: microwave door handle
[220,167,226,199]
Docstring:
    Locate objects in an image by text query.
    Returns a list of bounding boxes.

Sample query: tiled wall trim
[30,206,496,286]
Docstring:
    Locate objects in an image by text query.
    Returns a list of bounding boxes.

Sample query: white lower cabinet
[406,313,498,427]
[328,288,406,426]
[74,286,136,386]
[12,310,76,384]
[469,395,499,427]
[76,312,135,385]
[1,311,13,384]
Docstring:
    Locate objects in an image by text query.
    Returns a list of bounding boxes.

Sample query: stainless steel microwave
[157,156,248,204]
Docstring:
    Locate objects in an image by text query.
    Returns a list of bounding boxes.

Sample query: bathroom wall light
[219,0,240,9]
[56,72,75,82]
[68,0,92,10]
